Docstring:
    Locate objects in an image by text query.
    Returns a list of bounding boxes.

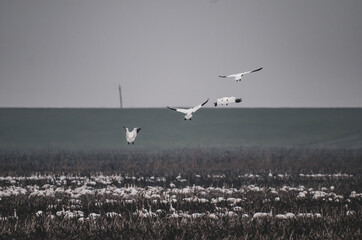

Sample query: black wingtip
[214,102,217,107]
[201,98,209,106]
[137,128,141,133]
[167,106,176,111]
[251,67,263,73]
[218,75,227,78]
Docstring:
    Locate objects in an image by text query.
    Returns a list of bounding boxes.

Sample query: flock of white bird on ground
[0,173,358,221]
[123,67,263,144]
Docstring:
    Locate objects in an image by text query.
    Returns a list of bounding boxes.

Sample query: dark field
[0,148,361,239]
[0,108,361,239]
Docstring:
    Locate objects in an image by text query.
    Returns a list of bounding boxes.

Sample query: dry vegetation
[0,147,361,239]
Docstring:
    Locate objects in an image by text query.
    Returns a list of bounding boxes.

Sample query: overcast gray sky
[0,0,361,108]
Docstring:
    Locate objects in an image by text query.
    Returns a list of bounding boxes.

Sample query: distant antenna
[118,85,123,108]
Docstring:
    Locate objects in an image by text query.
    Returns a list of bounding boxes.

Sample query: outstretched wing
[201,98,209,106]
[167,106,189,114]
[219,74,238,78]
[242,67,263,75]
[250,67,263,73]
[192,98,209,113]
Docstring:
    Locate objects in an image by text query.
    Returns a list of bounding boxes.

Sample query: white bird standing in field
[123,127,141,144]
[219,67,263,82]
[167,99,209,120]
[253,210,272,219]
[214,97,242,107]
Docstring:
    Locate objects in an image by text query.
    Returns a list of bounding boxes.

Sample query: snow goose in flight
[214,96,242,106]
[219,67,263,82]
[167,99,209,120]
[123,127,141,144]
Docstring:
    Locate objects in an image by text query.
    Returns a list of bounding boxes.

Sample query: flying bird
[214,96,242,106]
[167,99,209,120]
[123,127,141,144]
[219,67,263,82]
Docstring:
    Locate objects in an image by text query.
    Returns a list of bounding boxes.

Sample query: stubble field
[0,148,361,239]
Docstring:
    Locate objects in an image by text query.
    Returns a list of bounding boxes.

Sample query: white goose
[123,127,141,144]
[167,99,209,120]
[219,67,263,82]
[214,96,242,106]
[253,210,272,219]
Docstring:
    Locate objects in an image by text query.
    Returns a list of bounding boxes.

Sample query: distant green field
[0,108,362,150]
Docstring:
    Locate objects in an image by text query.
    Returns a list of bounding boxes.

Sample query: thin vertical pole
[119,85,123,108]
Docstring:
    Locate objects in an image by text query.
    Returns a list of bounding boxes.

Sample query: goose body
[123,127,141,144]
[167,99,209,120]
[275,214,288,220]
[219,67,263,82]
[253,210,272,219]
[214,96,242,106]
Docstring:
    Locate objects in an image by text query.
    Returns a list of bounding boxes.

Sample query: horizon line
[1,107,362,109]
